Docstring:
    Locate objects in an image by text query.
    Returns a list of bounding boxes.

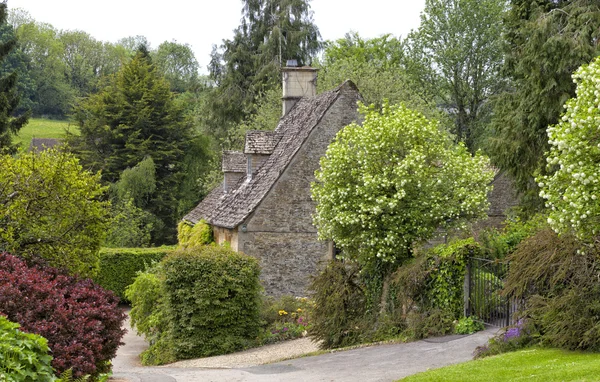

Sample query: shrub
[454,316,485,335]
[309,260,368,348]
[0,148,109,278]
[131,246,262,362]
[177,220,213,249]
[94,246,174,301]
[163,246,261,358]
[125,265,175,365]
[477,215,546,260]
[504,229,600,351]
[0,315,57,382]
[0,252,126,378]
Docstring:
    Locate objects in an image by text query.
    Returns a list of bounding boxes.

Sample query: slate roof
[28,138,62,152]
[183,80,358,229]
[244,130,280,154]
[222,150,246,173]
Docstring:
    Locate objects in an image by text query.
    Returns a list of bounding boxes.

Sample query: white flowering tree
[311,102,494,271]
[538,57,600,242]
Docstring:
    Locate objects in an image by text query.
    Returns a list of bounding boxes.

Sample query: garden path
[111,314,498,382]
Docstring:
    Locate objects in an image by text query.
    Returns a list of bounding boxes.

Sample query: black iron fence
[465,257,518,327]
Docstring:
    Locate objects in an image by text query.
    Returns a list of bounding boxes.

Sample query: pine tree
[71,46,194,243]
[0,2,29,154]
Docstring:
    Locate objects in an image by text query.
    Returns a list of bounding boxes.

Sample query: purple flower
[504,327,521,341]
[283,327,289,332]
[298,317,303,323]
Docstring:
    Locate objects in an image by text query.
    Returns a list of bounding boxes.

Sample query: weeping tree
[486,0,600,209]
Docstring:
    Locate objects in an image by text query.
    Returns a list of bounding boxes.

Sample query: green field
[14,118,75,149]
[400,348,600,382]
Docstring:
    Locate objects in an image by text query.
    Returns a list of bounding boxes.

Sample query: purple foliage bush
[0,252,126,378]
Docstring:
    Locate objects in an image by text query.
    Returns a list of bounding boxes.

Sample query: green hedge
[94,246,174,301]
[162,246,262,359]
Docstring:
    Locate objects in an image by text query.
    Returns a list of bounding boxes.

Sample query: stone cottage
[183,66,363,296]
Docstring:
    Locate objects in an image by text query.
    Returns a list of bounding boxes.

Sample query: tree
[311,102,493,274]
[538,57,600,243]
[0,2,29,154]
[15,20,75,117]
[486,0,600,207]
[71,46,195,243]
[406,0,507,151]
[0,148,109,277]
[317,32,445,123]
[205,0,321,147]
[153,40,200,93]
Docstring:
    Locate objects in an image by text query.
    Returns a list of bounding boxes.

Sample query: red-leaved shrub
[0,252,126,378]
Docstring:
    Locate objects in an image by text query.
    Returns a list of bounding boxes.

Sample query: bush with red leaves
[0,252,126,378]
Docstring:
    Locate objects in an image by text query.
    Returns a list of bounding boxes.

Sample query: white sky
[6,0,425,73]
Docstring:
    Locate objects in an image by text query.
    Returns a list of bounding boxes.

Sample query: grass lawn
[400,347,600,382]
[14,118,75,149]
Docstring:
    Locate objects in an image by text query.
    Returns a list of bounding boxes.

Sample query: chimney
[282,60,318,116]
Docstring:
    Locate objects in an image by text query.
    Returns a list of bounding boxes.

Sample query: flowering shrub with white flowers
[538,57,600,242]
[311,102,493,268]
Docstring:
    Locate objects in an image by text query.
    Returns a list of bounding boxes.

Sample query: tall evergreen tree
[486,0,600,207]
[205,0,321,147]
[0,2,29,154]
[71,46,194,243]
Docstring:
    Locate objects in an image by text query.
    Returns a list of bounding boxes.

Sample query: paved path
[112,316,497,382]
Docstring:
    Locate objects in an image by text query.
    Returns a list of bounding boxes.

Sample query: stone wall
[238,85,362,296]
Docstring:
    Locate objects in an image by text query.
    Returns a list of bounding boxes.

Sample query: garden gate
[464,257,517,327]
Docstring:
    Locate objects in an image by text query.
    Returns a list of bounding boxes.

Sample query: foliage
[162,246,262,359]
[103,198,156,248]
[0,252,126,378]
[317,33,441,121]
[406,0,506,152]
[486,0,600,207]
[0,315,57,382]
[425,239,477,318]
[308,260,368,348]
[0,148,109,278]
[257,295,313,345]
[128,246,262,364]
[0,2,30,154]
[153,41,199,93]
[474,319,535,358]
[206,0,321,147]
[504,229,600,351]
[538,57,600,242]
[402,347,600,382]
[124,264,175,365]
[454,316,484,335]
[70,46,195,244]
[312,102,493,270]
[477,215,546,259]
[177,220,213,249]
[94,246,173,301]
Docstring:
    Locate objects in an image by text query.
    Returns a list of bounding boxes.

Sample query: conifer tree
[0,2,29,154]
[71,46,194,243]
[486,0,600,208]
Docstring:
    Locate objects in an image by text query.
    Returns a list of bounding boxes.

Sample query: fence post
[464,256,471,318]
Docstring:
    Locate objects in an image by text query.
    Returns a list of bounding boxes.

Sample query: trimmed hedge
[0,315,56,382]
[94,246,174,301]
[162,246,262,359]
